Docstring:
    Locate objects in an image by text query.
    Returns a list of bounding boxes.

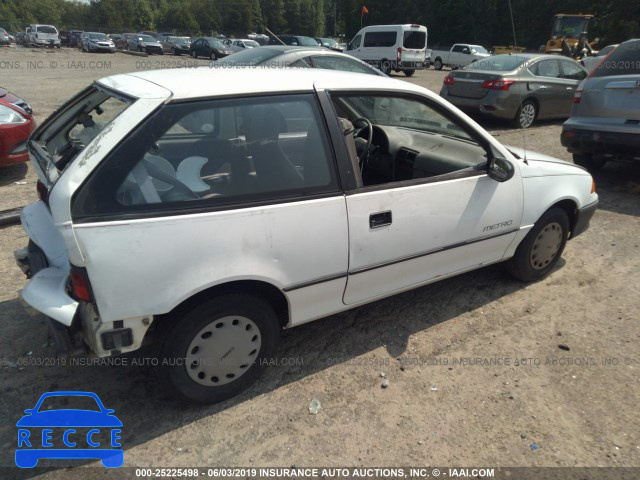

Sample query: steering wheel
[352,117,373,162]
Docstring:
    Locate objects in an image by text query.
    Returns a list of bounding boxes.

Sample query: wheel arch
[548,198,579,237]
[156,280,290,330]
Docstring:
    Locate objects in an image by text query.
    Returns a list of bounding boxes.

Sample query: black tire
[573,153,606,171]
[138,46,143,53]
[506,207,569,282]
[156,293,281,404]
[404,69,415,77]
[191,50,197,58]
[434,58,443,70]
[512,99,537,128]
[210,51,217,60]
[172,47,178,56]
[380,59,392,75]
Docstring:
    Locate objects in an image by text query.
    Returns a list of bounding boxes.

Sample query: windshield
[466,55,528,71]
[297,36,320,46]
[30,86,132,182]
[552,16,588,38]
[217,47,282,66]
[470,46,488,54]
[89,33,109,41]
[38,395,101,412]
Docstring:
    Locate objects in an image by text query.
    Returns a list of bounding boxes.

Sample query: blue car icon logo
[16,391,123,468]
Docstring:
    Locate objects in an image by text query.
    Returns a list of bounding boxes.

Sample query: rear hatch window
[29,86,132,186]
[591,41,640,77]
[36,26,58,34]
[403,31,426,49]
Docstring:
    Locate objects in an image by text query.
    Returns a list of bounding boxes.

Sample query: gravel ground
[0,46,639,479]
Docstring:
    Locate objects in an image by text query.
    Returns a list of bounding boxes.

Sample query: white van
[345,24,428,76]
[26,24,60,48]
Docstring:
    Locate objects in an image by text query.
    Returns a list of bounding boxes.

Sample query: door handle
[538,85,548,90]
[369,211,392,229]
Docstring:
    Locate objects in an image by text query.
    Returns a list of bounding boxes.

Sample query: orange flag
[362,5,369,14]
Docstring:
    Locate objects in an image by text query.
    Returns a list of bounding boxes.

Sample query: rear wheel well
[152,281,290,340]
[550,199,578,236]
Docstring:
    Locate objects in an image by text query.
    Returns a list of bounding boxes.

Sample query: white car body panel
[343,173,523,304]
[14,68,597,360]
[346,24,428,68]
[72,197,349,322]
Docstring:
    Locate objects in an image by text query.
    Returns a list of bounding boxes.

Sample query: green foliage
[0,0,637,47]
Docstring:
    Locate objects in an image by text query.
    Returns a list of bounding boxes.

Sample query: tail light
[36,180,50,206]
[397,47,402,62]
[481,79,516,90]
[573,89,583,104]
[443,75,454,86]
[69,265,94,302]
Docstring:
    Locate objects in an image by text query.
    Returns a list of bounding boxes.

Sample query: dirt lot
[1,47,639,479]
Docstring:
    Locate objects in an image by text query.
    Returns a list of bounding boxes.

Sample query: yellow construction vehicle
[544,14,598,58]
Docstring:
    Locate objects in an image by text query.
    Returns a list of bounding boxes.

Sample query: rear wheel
[157,294,281,403]
[573,153,606,171]
[512,100,537,128]
[210,51,217,60]
[191,50,197,58]
[380,59,392,75]
[404,69,415,77]
[434,58,443,70]
[506,207,569,282]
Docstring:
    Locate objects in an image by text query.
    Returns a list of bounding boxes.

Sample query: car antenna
[508,0,527,164]
[264,26,286,46]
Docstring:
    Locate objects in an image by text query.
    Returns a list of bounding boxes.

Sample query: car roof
[98,67,423,101]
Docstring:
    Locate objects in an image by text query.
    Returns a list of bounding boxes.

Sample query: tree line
[0,0,637,48]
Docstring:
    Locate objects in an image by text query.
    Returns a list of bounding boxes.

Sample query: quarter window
[363,31,397,48]
[72,95,339,220]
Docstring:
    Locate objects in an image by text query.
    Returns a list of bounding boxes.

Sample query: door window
[532,59,561,77]
[560,60,587,80]
[348,34,361,50]
[331,94,488,188]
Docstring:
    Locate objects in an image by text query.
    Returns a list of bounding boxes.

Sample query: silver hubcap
[519,103,536,128]
[530,222,562,270]
[186,315,261,387]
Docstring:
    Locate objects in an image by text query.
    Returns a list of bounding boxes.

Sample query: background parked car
[67,30,84,48]
[160,35,191,55]
[440,53,588,128]
[268,34,320,47]
[0,86,35,167]
[127,34,163,54]
[217,45,385,76]
[579,44,619,73]
[0,27,11,46]
[81,32,116,53]
[189,37,233,59]
[224,38,260,53]
[15,32,27,45]
[26,24,60,48]
[315,37,343,51]
[561,39,640,170]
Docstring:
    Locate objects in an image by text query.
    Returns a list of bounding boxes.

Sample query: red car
[0,87,35,167]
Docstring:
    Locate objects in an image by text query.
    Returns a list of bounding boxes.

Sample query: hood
[505,145,588,178]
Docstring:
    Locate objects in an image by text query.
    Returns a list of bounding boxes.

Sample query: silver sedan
[439,53,587,128]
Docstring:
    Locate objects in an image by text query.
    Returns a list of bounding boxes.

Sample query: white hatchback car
[16,68,598,403]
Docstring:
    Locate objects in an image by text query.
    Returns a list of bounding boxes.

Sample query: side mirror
[488,155,514,182]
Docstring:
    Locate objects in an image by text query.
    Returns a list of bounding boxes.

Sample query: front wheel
[191,50,197,58]
[210,51,217,60]
[380,59,392,75]
[157,294,281,403]
[404,69,415,77]
[506,207,569,282]
[512,100,537,128]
